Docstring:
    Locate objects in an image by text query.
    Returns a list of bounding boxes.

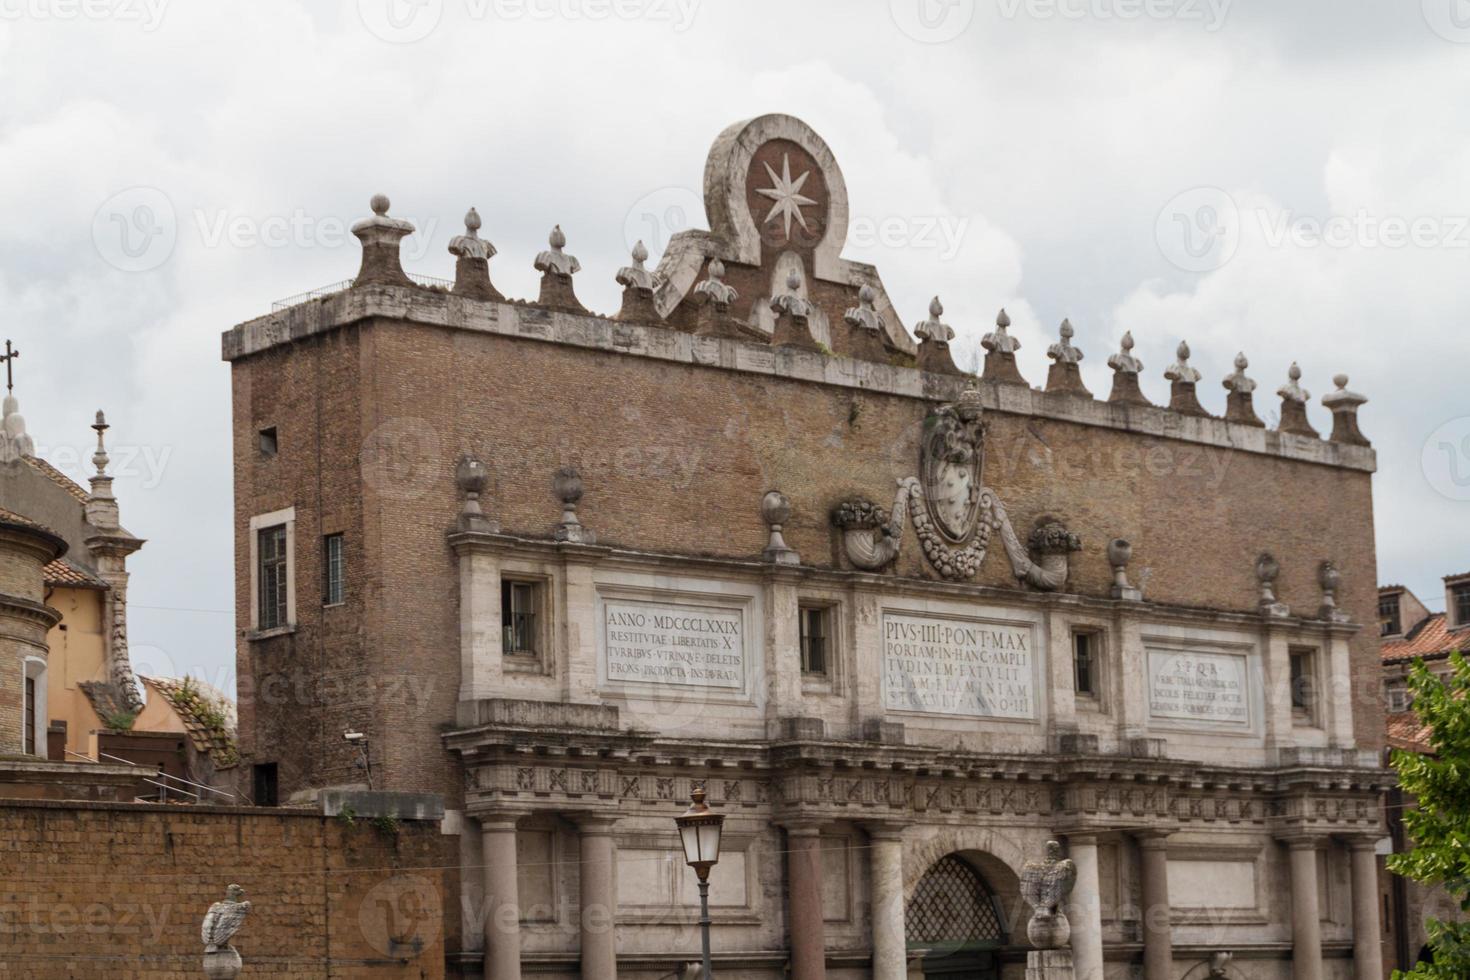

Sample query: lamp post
[674,786,724,979]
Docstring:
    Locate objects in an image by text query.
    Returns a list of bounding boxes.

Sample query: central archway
[904,853,1007,978]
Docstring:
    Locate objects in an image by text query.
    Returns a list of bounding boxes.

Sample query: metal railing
[65,748,236,803]
[270,273,455,312]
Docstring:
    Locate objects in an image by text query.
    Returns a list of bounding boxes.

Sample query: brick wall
[0,799,446,979]
[231,315,1383,800]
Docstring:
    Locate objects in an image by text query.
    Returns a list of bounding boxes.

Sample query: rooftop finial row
[346,196,1370,448]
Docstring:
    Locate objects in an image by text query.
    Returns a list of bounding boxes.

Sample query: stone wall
[0,799,447,978]
[229,302,1382,801]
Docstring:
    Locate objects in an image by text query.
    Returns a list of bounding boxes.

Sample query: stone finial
[1107,538,1141,600]
[350,193,415,288]
[615,240,660,323]
[201,883,251,979]
[760,490,799,565]
[1222,352,1264,427]
[1256,552,1289,618]
[449,207,503,301]
[914,297,963,376]
[769,269,821,351]
[1045,318,1091,397]
[84,410,122,530]
[981,308,1027,386]
[841,284,892,363]
[1321,374,1370,446]
[1165,340,1209,417]
[552,466,594,544]
[1318,560,1348,623]
[456,455,495,531]
[534,225,587,313]
[844,284,883,333]
[1275,362,1320,438]
[1020,840,1076,950]
[91,410,110,477]
[694,258,739,311]
[1106,331,1151,406]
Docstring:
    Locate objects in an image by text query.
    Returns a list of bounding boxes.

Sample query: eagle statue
[201,883,251,953]
[1020,840,1077,949]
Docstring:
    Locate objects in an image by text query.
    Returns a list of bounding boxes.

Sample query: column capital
[1133,828,1174,850]
[1277,832,1327,851]
[1340,832,1382,852]
[861,820,909,841]
[1061,830,1101,847]
[573,813,620,835]
[781,820,826,838]
[474,808,532,832]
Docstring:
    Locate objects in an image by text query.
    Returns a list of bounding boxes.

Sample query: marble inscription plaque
[1147,649,1251,725]
[882,612,1035,719]
[603,598,745,690]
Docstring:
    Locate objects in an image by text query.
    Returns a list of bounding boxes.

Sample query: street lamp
[674,785,724,978]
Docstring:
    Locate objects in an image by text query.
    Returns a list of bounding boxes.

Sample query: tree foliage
[1388,652,1470,978]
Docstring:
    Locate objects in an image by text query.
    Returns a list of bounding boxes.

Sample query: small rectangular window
[257,525,288,630]
[23,676,36,756]
[253,763,278,807]
[258,426,278,458]
[1385,680,1410,713]
[322,533,345,606]
[502,579,540,656]
[799,606,830,676]
[1379,594,1401,637]
[1073,630,1099,698]
[1454,584,1470,628]
[1290,648,1317,719]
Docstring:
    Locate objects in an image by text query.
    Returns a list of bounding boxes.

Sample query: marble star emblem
[755,153,817,239]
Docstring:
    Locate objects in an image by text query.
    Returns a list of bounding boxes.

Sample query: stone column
[866,823,906,980]
[481,811,527,980]
[786,824,827,980]
[577,816,618,980]
[1347,837,1383,980]
[1285,836,1324,980]
[1066,834,1104,980]
[1136,831,1173,980]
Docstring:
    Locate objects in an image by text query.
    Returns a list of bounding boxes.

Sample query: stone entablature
[223,283,1376,475]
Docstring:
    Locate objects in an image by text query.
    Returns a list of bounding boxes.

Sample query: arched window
[906,854,1007,947]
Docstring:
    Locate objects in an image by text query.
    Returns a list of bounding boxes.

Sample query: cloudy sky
[1,0,1467,694]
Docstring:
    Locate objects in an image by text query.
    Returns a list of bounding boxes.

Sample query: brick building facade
[223,115,1391,979]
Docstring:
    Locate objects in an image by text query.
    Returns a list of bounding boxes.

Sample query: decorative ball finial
[786,268,802,292]
[1177,340,1191,360]
[996,308,1010,328]
[1289,362,1302,381]
[1060,318,1074,340]
[915,296,954,344]
[631,239,649,265]
[1333,373,1349,390]
[859,283,876,305]
[1235,351,1248,370]
[1121,331,1135,352]
[709,258,727,279]
[929,296,944,319]
[464,207,481,233]
[370,193,390,216]
[549,224,567,250]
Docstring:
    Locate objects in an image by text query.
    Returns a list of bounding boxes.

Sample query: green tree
[1388,651,1470,978]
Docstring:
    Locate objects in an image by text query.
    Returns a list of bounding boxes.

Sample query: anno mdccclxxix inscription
[603,598,746,690]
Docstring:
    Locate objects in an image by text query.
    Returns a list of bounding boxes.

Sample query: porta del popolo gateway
[218,114,1390,980]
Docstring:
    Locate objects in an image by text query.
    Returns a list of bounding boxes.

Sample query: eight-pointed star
[756,153,818,240]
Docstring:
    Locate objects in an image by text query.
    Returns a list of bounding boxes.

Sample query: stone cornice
[445,527,1363,636]
[0,592,63,631]
[223,284,1376,473]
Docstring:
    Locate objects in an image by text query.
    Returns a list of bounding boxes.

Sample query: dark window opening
[23,677,36,756]
[800,606,830,676]
[1454,584,1470,627]
[1073,631,1099,698]
[258,525,288,630]
[1379,594,1401,637]
[322,533,345,606]
[258,426,278,458]
[1290,648,1317,715]
[502,580,539,656]
[253,763,278,806]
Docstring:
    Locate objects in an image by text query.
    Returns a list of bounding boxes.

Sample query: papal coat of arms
[832,381,1080,587]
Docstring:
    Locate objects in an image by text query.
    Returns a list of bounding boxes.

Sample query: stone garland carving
[831,382,1079,588]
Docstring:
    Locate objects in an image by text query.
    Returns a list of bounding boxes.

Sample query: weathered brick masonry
[0,800,446,979]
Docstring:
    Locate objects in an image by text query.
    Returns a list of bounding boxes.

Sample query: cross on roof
[0,340,17,393]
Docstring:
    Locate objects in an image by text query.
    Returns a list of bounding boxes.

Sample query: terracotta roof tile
[144,677,238,767]
[42,556,107,588]
[1386,710,1433,754]
[1382,613,1469,663]
[22,456,88,503]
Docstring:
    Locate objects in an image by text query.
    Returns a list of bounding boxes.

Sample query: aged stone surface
[448,207,503,302]
[534,225,587,313]
[1105,331,1151,406]
[1165,340,1210,417]
[914,296,962,375]
[1222,352,1265,427]
[1045,319,1091,397]
[981,308,1027,386]
[350,194,414,288]
[1277,362,1320,438]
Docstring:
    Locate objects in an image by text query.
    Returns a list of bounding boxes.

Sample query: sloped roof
[1382,613,1467,663]
[1386,710,1433,754]
[43,556,107,589]
[143,677,239,767]
[22,455,88,503]
[79,681,134,724]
